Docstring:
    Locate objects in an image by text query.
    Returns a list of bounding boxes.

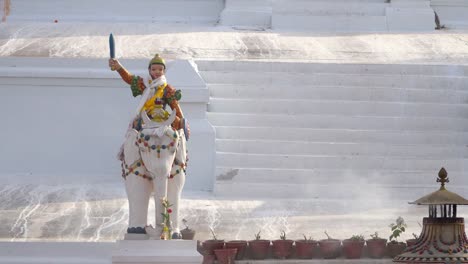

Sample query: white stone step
[215,167,468,186]
[273,2,387,16]
[207,112,468,131]
[200,71,468,90]
[216,152,467,171]
[213,181,468,199]
[208,98,468,118]
[208,84,468,103]
[196,60,468,76]
[216,139,468,158]
[215,126,468,145]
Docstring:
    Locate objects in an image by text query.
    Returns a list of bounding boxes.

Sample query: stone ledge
[112,240,202,264]
[0,242,114,264]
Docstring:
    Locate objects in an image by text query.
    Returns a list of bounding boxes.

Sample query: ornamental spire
[437,167,449,190]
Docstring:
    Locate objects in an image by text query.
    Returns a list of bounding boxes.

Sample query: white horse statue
[122,109,187,239]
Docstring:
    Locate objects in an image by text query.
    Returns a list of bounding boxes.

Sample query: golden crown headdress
[149,54,166,68]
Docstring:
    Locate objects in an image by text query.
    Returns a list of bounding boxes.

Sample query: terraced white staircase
[197,60,468,200]
[220,0,435,31]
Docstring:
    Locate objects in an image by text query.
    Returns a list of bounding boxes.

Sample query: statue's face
[149,64,165,79]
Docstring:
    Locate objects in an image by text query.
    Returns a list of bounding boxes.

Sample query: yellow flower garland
[142,83,170,122]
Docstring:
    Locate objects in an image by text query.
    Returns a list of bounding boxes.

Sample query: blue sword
[109,33,115,59]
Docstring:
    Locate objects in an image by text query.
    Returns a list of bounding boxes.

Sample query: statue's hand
[108,58,122,71]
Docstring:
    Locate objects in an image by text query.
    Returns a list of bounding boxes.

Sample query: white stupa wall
[5,0,224,23]
[0,57,215,191]
[4,0,468,31]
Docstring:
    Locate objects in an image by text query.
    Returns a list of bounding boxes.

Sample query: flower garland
[138,131,178,158]
[121,158,152,181]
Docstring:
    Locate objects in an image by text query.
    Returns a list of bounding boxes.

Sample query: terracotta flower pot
[225,240,248,260]
[295,240,318,259]
[248,239,270,260]
[214,248,237,264]
[272,239,294,259]
[366,238,387,259]
[180,228,196,240]
[202,254,215,264]
[342,239,365,259]
[387,241,406,258]
[202,239,225,256]
[318,239,341,259]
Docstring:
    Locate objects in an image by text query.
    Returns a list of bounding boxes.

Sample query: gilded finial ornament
[437,167,449,190]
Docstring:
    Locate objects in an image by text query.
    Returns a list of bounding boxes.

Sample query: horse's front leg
[122,130,153,239]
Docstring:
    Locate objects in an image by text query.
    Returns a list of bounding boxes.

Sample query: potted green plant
[387,216,407,258]
[202,228,225,256]
[272,230,294,259]
[342,234,365,259]
[366,232,387,259]
[295,234,318,259]
[248,230,270,260]
[180,218,196,240]
[318,231,341,259]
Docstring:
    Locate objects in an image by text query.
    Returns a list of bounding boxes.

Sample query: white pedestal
[112,240,202,264]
